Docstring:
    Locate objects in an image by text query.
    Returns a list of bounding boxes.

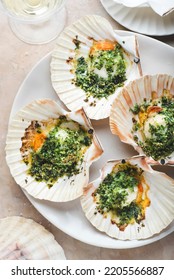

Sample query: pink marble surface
[0,0,174,260]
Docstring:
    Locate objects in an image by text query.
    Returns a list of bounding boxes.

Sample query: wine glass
[0,0,67,44]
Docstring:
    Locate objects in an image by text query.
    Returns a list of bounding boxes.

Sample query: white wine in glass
[0,0,67,44]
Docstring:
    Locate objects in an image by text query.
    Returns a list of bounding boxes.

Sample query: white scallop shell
[6,99,103,202]
[81,156,174,240]
[0,216,66,260]
[110,74,174,165]
[50,15,142,120]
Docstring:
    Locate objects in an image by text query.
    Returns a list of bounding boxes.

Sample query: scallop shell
[81,156,174,240]
[6,99,103,202]
[50,15,142,120]
[110,74,174,165]
[0,216,66,260]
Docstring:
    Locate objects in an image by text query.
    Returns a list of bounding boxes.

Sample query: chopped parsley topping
[116,202,142,226]
[72,40,127,100]
[93,162,146,229]
[130,100,150,114]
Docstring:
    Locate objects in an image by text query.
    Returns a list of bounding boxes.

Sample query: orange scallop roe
[90,40,116,54]
[32,133,46,151]
[136,178,150,212]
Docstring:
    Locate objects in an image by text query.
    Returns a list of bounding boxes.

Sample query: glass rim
[0,0,67,23]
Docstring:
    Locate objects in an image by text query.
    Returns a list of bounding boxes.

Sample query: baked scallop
[50,14,142,120]
[110,74,174,165]
[81,156,174,240]
[6,99,103,202]
[0,216,66,260]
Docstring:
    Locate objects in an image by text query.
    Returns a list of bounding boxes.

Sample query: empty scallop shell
[110,74,174,165]
[81,156,174,240]
[50,15,142,120]
[6,99,103,202]
[0,216,66,260]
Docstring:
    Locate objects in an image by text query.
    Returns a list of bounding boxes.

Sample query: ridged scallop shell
[81,156,174,240]
[0,216,66,260]
[6,99,103,202]
[50,15,142,120]
[110,74,174,165]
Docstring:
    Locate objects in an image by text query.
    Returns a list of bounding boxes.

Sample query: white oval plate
[9,31,174,249]
[101,0,174,36]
